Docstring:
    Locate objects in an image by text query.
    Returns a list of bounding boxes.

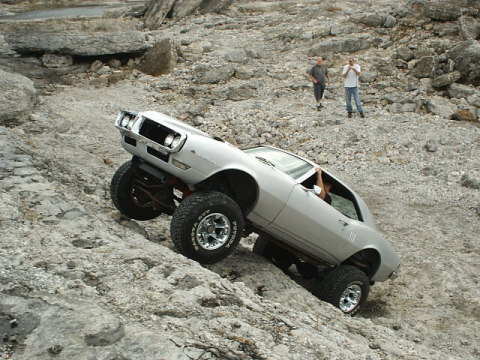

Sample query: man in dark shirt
[308,57,330,111]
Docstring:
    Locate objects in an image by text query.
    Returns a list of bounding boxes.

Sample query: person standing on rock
[307,57,330,111]
[342,58,364,118]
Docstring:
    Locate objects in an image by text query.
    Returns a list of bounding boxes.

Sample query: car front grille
[139,118,172,145]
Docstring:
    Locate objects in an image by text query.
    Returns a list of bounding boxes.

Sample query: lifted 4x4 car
[111,110,400,315]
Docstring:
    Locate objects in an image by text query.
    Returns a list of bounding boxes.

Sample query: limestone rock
[452,108,477,122]
[223,49,249,64]
[410,56,436,79]
[3,25,157,56]
[0,2,480,360]
[84,315,125,347]
[427,95,456,119]
[0,69,37,125]
[421,2,462,21]
[351,13,386,27]
[447,83,479,99]
[394,45,414,62]
[41,53,73,68]
[459,16,480,41]
[460,174,480,189]
[138,38,177,76]
[227,84,256,101]
[424,139,438,152]
[144,0,233,29]
[431,70,461,88]
[309,36,373,57]
[447,40,480,86]
[195,64,235,84]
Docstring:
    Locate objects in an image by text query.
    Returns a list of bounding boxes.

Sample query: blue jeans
[345,87,363,113]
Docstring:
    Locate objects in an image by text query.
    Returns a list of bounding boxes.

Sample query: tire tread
[171,191,243,263]
[319,265,370,315]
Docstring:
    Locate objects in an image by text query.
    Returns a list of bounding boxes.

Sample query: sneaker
[348,112,353,118]
[360,112,365,118]
[317,104,321,111]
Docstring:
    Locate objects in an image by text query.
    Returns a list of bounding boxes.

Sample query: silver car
[111,110,400,315]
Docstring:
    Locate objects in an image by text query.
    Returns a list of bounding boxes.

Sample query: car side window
[300,174,362,221]
[329,193,359,221]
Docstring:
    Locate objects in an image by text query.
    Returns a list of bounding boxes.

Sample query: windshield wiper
[255,156,275,167]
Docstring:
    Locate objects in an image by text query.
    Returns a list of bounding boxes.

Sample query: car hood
[142,111,211,138]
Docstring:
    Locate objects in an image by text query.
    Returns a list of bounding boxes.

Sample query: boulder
[410,56,436,79]
[350,13,386,27]
[222,49,249,64]
[460,174,480,190]
[308,36,373,57]
[195,64,235,84]
[41,53,73,68]
[376,60,396,76]
[459,16,480,41]
[413,45,435,59]
[383,15,397,28]
[431,71,461,88]
[421,2,462,21]
[427,96,456,119]
[227,84,256,101]
[447,40,480,86]
[0,69,37,126]
[237,2,282,13]
[137,38,177,76]
[394,45,414,62]
[424,140,438,153]
[144,0,233,29]
[447,83,479,99]
[4,29,157,57]
[433,23,459,37]
[452,108,477,122]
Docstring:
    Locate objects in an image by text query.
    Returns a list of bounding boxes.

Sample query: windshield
[244,146,314,180]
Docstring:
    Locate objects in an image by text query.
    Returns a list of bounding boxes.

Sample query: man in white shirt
[342,58,364,118]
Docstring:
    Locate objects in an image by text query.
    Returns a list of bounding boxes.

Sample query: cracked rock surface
[0,0,479,359]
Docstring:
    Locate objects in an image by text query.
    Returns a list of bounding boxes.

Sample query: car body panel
[115,110,401,282]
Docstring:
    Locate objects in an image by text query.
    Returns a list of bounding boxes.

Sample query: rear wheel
[110,161,172,220]
[253,236,296,273]
[318,265,370,315]
[171,191,244,264]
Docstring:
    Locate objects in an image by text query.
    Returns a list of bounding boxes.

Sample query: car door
[270,183,355,264]
[246,160,297,227]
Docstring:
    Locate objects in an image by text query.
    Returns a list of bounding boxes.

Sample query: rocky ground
[0,0,479,359]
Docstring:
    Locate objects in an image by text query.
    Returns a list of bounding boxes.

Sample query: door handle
[339,220,348,227]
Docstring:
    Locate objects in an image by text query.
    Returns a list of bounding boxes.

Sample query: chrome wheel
[339,283,362,313]
[196,213,231,250]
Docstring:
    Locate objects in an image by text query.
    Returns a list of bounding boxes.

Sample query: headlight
[171,135,182,148]
[164,133,175,147]
[121,115,130,127]
[127,117,136,130]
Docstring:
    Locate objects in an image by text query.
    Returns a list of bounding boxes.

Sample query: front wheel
[318,265,370,315]
[110,161,171,220]
[171,191,244,264]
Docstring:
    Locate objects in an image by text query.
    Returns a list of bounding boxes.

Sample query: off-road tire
[318,265,370,315]
[171,191,244,264]
[110,161,165,220]
[253,236,296,272]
